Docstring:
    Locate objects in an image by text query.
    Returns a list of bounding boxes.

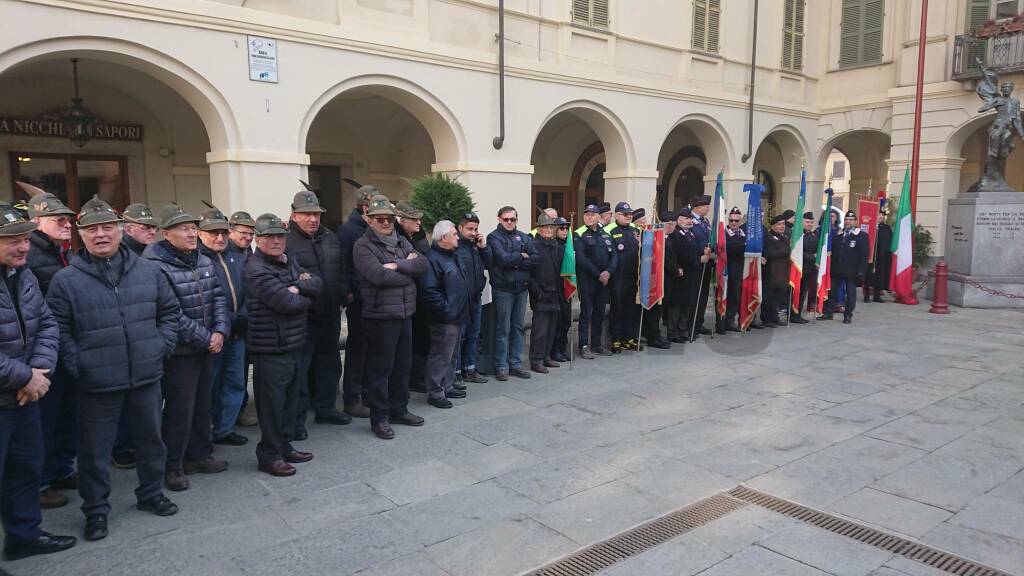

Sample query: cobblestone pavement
[6,302,1023,576]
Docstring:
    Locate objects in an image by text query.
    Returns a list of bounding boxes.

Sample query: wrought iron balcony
[953,31,1024,81]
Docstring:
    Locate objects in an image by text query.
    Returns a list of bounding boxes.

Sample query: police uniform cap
[631,208,646,221]
[123,203,159,227]
[229,211,256,227]
[0,203,38,236]
[770,214,788,225]
[255,213,288,236]
[199,205,230,231]
[158,203,200,229]
[660,210,676,222]
[291,191,326,214]
[614,201,632,214]
[554,216,568,226]
[691,195,711,208]
[28,193,76,218]
[845,210,857,218]
[598,202,612,214]
[584,204,599,214]
[77,197,122,228]
[677,208,693,219]
[729,206,742,216]
[366,195,396,217]
[394,201,423,220]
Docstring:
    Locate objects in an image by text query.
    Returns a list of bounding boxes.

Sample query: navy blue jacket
[608,224,640,282]
[27,230,72,295]
[454,234,490,300]
[46,246,180,394]
[418,244,470,325]
[691,214,712,249]
[245,249,322,354]
[487,225,538,293]
[337,209,368,304]
[0,266,58,409]
[144,240,229,356]
[574,225,618,282]
[200,242,247,339]
[832,227,870,279]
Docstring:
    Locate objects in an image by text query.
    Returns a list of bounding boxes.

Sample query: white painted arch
[531,100,635,174]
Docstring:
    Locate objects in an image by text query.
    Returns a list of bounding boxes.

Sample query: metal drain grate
[728,486,1015,576]
[527,493,747,576]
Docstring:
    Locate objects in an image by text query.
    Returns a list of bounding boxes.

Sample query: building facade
[0,0,1020,256]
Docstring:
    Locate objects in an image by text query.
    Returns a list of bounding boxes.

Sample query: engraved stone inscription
[975,208,1024,241]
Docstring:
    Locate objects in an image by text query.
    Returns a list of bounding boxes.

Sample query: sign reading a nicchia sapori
[248,36,278,83]
[0,115,143,141]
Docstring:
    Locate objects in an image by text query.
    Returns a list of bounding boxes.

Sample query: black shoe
[446,389,467,399]
[453,378,467,391]
[543,359,560,368]
[551,353,569,363]
[49,472,78,491]
[463,370,488,384]
[112,450,137,469]
[428,397,453,409]
[873,297,884,303]
[715,325,727,335]
[284,450,313,464]
[84,515,108,541]
[697,327,713,336]
[816,313,833,321]
[137,494,178,517]
[509,368,532,379]
[648,337,671,349]
[4,531,77,560]
[763,322,778,328]
[213,432,249,446]
[314,410,353,425]
[408,382,429,393]
[843,316,852,324]
[669,336,687,344]
[495,370,509,382]
[293,428,308,441]
[747,323,763,330]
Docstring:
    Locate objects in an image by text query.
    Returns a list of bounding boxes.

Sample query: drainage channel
[526,486,1014,576]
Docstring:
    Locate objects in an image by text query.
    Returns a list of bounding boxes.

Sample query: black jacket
[122,235,148,256]
[287,223,349,323]
[337,209,368,304]
[802,228,819,272]
[764,230,791,289]
[454,234,490,300]
[353,228,428,320]
[669,227,702,279]
[832,227,870,278]
[487,226,537,293]
[400,227,430,256]
[144,240,229,356]
[528,236,564,312]
[27,230,72,295]
[0,266,58,410]
[47,246,180,394]
[724,228,746,281]
[418,244,470,325]
[245,249,322,354]
[608,224,640,283]
[200,242,248,339]
[574,225,618,282]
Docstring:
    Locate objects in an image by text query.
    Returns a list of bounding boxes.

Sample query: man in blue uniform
[820,210,869,324]
[688,195,715,339]
[574,204,616,358]
[607,202,640,352]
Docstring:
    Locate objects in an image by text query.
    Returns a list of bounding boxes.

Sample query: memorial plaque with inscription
[946,192,1024,303]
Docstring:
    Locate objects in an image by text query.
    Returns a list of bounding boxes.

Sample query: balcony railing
[953,31,1024,80]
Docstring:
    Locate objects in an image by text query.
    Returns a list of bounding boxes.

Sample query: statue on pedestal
[969,58,1024,193]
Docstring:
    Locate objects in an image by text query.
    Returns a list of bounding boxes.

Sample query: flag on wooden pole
[789,169,806,314]
[711,171,729,317]
[890,167,918,305]
[815,188,834,312]
[739,183,764,330]
[561,219,577,300]
[639,224,665,309]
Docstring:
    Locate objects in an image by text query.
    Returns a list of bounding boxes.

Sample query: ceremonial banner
[816,189,835,312]
[890,168,917,305]
[739,183,764,330]
[789,169,807,313]
[639,225,665,309]
[857,199,880,264]
[561,222,577,300]
[710,171,729,317]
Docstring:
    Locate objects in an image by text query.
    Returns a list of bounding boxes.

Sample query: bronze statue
[970,58,1024,193]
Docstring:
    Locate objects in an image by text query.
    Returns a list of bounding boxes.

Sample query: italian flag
[889,167,918,305]
[815,189,833,312]
[789,169,806,313]
[711,171,728,317]
[561,225,577,300]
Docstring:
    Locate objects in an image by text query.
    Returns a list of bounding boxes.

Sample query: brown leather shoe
[164,470,190,492]
[258,460,296,477]
[284,450,313,464]
[183,457,228,475]
[392,412,424,427]
[343,402,371,419]
[372,422,395,440]
[39,487,68,509]
[530,363,549,374]
[543,359,560,368]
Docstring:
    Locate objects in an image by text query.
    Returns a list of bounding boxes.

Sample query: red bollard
[929,259,950,314]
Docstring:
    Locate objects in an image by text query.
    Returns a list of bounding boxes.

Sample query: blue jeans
[0,402,43,542]
[455,299,482,373]
[492,290,527,371]
[211,338,247,440]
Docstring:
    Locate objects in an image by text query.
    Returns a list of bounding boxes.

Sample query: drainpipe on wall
[493,0,506,149]
[740,0,759,164]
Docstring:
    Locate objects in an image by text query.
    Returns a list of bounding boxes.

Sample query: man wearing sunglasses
[26,193,78,511]
[487,207,537,380]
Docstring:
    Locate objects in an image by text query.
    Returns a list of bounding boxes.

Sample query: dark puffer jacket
[46,245,180,393]
[528,236,564,312]
[337,209,368,303]
[487,225,538,293]
[418,243,469,325]
[455,234,491,301]
[144,240,229,355]
[352,228,427,320]
[287,223,349,322]
[27,230,72,295]
[245,249,322,354]
[0,267,59,410]
[201,242,247,339]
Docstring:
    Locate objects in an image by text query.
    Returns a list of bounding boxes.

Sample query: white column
[435,163,534,226]
[207,149,310,218]
[603,169,659,210]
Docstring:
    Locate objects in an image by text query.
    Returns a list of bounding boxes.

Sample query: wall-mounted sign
[0,114,143,141]
[248,36,278,83]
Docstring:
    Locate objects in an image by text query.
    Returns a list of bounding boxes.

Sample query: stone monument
[944,61,1024,307]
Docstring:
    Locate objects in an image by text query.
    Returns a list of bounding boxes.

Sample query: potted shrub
[408,173,476,232]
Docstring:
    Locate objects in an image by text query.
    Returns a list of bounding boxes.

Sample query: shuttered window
[839,0,884,68]
[782,0,805,71]
[693,0,722,54]
[572,0,609,29]
[966,0,989,31]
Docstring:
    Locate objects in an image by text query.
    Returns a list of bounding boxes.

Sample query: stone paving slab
[759,522,894,576]
[829,487,952,538]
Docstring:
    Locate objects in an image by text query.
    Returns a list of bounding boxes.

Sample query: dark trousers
[296,317,342,431]
[666,280,691,340]
[410,308,430,389]
[529,310,559,363]
[342,302,365,406]
[763,283,786,323]
[454,300,482,373]
[252,352,301,465]
[553,297,571,357]
[161,355,213,472]
[426,323,461,401]
[827,275,858,318]
[112,405,133,460]
[39,366,76,486]
[799,267,818,314]
[642,304,663,341]
[578,281,608,348]
[362,318,412,426]
[77,383,165,517]
[0,403,43,543]
[609,277,638,341]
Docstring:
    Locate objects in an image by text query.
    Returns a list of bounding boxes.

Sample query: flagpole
[690,261,708,342]
[569,213,575,369]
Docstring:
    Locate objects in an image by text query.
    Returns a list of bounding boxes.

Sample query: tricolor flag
[889,167,917,305]
[815,188,834,312]
[789,169,807,314]
[739,183,763,330]
[639,224,665,309]
[561,223,577,300]
[710,171,729,317]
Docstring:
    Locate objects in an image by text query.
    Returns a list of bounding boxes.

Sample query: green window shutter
[966,0,989,32]
[839,0,862,67]
[840,0,883,68]
[707,0,721,53]
[573,0,591,26]
[693,0,708,51]
[592,0,609,28]
[782,0,805,71]
[861,0,884,64]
